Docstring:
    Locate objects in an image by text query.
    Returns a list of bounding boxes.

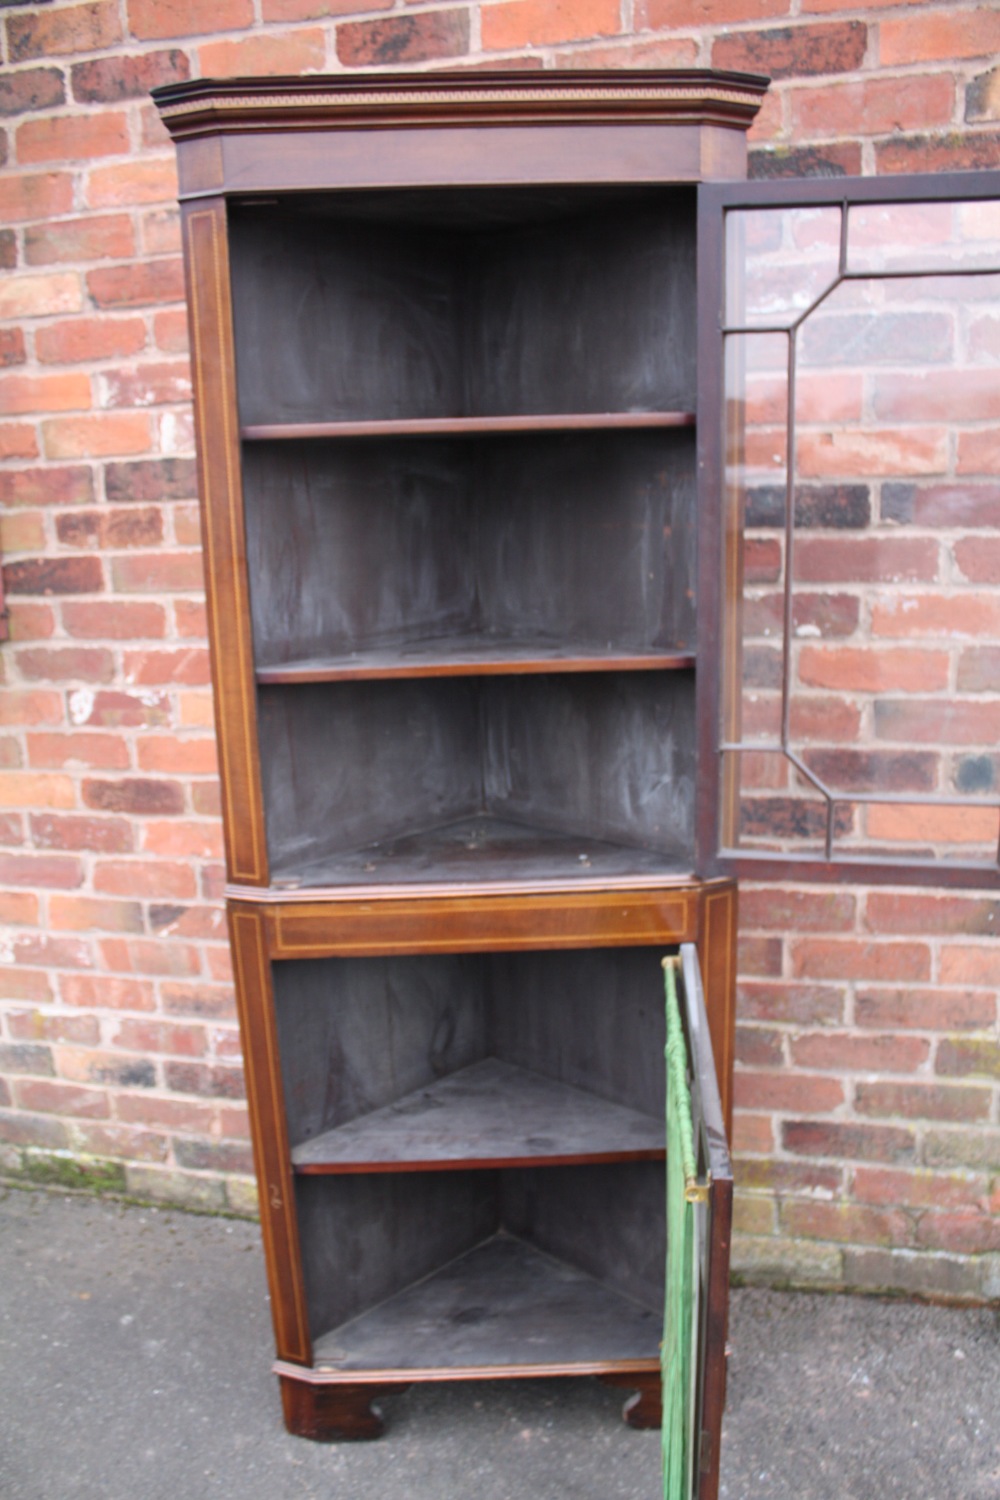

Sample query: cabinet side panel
[295,1172,497,1341]
[502,1163,664,1311]
[228,908,311,1363]
[489,947,666,1116]
[273,955,488,1145]
[483,673,696,857]
[698,881,737,1136]
[182,202,267,884]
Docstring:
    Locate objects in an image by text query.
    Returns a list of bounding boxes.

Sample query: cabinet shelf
[241,412,695,441]
[312,1233,659,1373]
[274,815,693,890]
[257,640,696,685]
[291,1058,664,1174]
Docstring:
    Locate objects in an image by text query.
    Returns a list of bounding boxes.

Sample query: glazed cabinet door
[697,172,1000,887]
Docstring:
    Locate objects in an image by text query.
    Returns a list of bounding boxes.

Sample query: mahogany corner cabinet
[154,69,764,1485]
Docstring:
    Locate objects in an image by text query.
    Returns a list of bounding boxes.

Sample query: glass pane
[721,198,1000,871]
[725,206,841,329]
[848,199,1000,274]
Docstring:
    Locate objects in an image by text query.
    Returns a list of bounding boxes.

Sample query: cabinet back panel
[230,211,462,425]
[476,430,696,651]
[502,1163,664,1310]
[295,1171,497,1339]
[490,948,666,1116]
[244,440,476,665]
[483,672,696,856]
[274,954,488,1146]
[467,196,696,415]
[258,680,483,874]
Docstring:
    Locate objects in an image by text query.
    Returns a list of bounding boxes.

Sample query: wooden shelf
[258,640,696,685]
[241,411,695,441]
[312,1233,660,1373]
[291,1058,664,1174]
[273,815,693,891]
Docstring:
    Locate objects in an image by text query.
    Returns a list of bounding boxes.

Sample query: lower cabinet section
[228,883,734,1496]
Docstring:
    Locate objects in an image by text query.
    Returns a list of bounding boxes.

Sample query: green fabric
[662,957,696,1500]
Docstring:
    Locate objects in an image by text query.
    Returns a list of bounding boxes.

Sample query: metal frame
[697,170,1000,887]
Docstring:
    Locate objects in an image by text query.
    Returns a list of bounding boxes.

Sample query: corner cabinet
[155,71,767,1489]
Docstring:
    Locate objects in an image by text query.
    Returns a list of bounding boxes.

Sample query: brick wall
[0,1,997,1296]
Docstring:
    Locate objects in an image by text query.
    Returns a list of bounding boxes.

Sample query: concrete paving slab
[0,1188,997,1500]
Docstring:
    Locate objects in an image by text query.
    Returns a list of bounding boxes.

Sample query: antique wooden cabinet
[156,70,769,1487]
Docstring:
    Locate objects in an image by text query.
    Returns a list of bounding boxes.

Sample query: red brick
[149,903,226,941]
[31,811,133,852]
[122,647,211,686]
[101,361,191,408]
[876,369,1000,424]
[0,172,73,224]
[113,1019,206,1057]
[136,736,216,775]
[734,1071,845,1113]
[128,0,254,39]
[17,112,129,166]
[712,20,867,78]
[62,599,166,639]
[201,864,226,902]
[25,214,134,267]
[791,941,931,983]
[0,267,81,317]
[791,74,954,139]
[553,36,699,67]
[164,1060,244,1099]
[2,511,45,553]
[856,986,995,1033]
[100,936,202,977]
[954,540,1000,585]
[803,749,937,796]
[82,778,184,815]
[0,851,81,889]
[178,692,213,729]
[735,1158,843,1196]
[13,1078,110,1119]
[783,1120,916,1163]
[958,428,1000,475]
[116,1093,214,1131]
[797,537,939,585]
[856,1081,990,1123]
[798,428,947,479]
[0,371,92,417]
[0,1108,69,1149]
[9,1011,100,1046]
[263,0,388,13]
[874,698,1000,744]
[86,158,178,210]
[940,945,1000,986]
[482,0,618,48]
[43,413,152,460]
[141,820,223,859]
[7,602,56,642]
[915,1211,1000,1255]
[936,1037,1000,1081]
[737,980,845,1026]
[50,894,144,934]
[4,556,103,597]
[16,646,114,683]
[852,1166,986,1212]
[958,643,1000,691]
[175,1138,254,1173]
[94,858,197,899]
[743,537,782,584]
[153,310,189,355]
[37,316,147,365]
[878,131,1000,175]
[161,981,236,1019]
[0,328,26,367]
[0,692,64,728]
[87,259,185,310]
[0,66,65,117]
[57,508,164,551]
[69,688,169,728]
[798,646,947,694]
[0,969,54,1002]
[104,457,196,504]
[791,1031,930,1072]
[881,7,1000,65]
[57,1045,156,1089]
[884,482,1000,529]
[0,229,14,271]
[112,553,204,593]
[750,142,863,180]
[738,936,783,977]
[740,887,855,935]
[338,9,470,65]
[7,2,122,59]
[640,0,788,23]
[781,1200,911,1247]
[735,1026,784,1068]
[869,803,996,849]
[865,893,1000,938]
[0,425,40,460]
[0,890,39,924]
[205,942,233,982]
[72,48,190,103]
[70,1121,168,1161]
[60,972,154,1011]
[139,210,181,257]
[198,29,326,75]
[732,1113,775,1153]
[173,506,203,548]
